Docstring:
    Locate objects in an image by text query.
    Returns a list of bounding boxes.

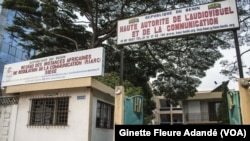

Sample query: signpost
[117,0,243,84]
[117,0,239,45]
[116,0,245,126]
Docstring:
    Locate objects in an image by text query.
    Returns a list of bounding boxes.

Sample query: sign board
[117,0,239,45]
[1,47,105,87]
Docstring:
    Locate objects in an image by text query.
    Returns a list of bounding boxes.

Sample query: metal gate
[124,95,143,125]
[227,90,242,125]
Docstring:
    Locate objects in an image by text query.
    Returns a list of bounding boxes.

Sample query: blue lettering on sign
[186,6,200,12]
[176,10,182,14]
[162,11,172,16]
[77,95,86,100]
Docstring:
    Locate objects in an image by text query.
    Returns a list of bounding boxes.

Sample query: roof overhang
[186,91,223,100]
[4,77,114,97]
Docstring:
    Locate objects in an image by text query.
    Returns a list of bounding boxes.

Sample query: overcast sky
[197,47,249,91]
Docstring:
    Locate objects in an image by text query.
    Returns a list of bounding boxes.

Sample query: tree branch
[49,32,79,51]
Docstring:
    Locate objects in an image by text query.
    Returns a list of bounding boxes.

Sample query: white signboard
[117,0,239,45]
[1,47,105,87]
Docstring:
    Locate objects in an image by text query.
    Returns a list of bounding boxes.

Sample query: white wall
[0,104,18,141]
[187,101,201,121]
[200,101,209,120]
[13,88,92,141]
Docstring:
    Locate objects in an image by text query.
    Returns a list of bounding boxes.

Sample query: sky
[197,47,249,91]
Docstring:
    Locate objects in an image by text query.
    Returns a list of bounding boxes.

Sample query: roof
[187,91,223,100]
[211,80,229,92]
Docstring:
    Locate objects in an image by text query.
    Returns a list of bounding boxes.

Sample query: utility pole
[233,30,244,78]
[119,46,124,85]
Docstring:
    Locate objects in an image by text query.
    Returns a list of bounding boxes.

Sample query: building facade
[152,95,183,125]
[152,90,223,125]
[182,91,223,124]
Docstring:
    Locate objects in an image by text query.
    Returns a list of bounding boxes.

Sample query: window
[173,114,183,124]
[29,97,69,126]
[160,114,171,124]
[160,99,171,110]
[208,101,221,121]
[96,100,114,129]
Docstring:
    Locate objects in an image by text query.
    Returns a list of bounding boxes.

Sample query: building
[182,90,223,124]
[0,46,115,141]
[152,95,183,125]
[152,83,228,125]
[0,77,115,141]
[0,3,35,88]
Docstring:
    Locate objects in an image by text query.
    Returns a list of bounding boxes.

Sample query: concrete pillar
[238,78,250,124]
[113,86,125,141]
[114,86,125,125]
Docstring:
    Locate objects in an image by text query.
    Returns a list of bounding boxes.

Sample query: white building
[0,77,115,141]
[0,95,19,141]
[152,83,227,125]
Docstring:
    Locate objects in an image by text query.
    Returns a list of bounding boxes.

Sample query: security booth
[1,47,115,141]
[3,77,114,141]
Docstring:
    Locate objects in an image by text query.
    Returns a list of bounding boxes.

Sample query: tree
[217,81,230,124]
[2,0,92,57]
[219,0,250,80]
[96,71,143,97]
[2,0,234,123]
[150,34,226,104]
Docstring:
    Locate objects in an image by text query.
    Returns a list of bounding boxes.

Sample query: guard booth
[0,47,116,141]
[124,95,143,125]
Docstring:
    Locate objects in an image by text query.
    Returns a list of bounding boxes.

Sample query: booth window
[29,97,69,126]
[96,100,114,129]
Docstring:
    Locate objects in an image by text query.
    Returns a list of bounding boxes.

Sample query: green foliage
[95,72,143,97]
[151,35,224,104]
[217,82,230,124]
[219,0,250,79]
[3,0,92,58]
[2,0,39,14]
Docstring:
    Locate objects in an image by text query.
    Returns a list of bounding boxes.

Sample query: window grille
[0,96,19,105]
[96,100,114,129]
[29,97,69,126]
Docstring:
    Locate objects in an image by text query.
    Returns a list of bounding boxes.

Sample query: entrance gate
[227,90,242,125]
[124,95,143,125]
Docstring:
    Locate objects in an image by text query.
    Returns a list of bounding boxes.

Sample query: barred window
[96,100,114,129]
[29,97,69,126]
